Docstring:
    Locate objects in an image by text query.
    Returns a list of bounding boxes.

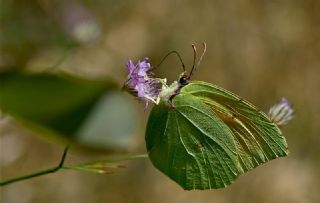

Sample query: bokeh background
[1,0,320,203]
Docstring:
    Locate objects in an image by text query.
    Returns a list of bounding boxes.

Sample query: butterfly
[125,43,291,190]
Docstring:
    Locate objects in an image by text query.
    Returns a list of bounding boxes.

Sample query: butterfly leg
[168,89,181,109]
[168,97,175,109]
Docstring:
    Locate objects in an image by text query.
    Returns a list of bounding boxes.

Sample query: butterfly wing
[181,81,288,172]
[146,93,245,190]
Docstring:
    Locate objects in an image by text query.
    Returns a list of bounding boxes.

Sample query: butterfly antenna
[188,44,198,79]
[189,42,207,79]
[195,42,207,72]
[155,51,186,72]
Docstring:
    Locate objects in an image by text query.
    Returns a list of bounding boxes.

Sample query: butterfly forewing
[181,81,289,172]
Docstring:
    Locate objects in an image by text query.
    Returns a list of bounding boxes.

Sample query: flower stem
[0,145,148,187]
[0,145,69,187]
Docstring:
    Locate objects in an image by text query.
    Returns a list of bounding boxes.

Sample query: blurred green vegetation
[0,71,139,150]
[1,0,319,203]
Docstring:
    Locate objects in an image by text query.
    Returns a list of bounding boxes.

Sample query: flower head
[268,98,294,126]
[124,58,164,108]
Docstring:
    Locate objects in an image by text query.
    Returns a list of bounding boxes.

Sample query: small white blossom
[268,98,294,126]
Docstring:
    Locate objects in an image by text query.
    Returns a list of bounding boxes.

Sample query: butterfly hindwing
[146,93,244,190]
[181,81,289,171]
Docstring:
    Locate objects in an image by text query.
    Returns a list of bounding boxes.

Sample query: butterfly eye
[179,76,189,87]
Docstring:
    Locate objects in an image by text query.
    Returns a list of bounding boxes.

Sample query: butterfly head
[176,43,207,88]
[178,71,189,87]
[123,43,207,108]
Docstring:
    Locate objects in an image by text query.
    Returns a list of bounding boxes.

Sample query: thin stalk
[0,145,69,187]
[75,153,148,167]
[0,146,148,187]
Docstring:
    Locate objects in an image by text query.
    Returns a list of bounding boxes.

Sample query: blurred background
[1,0,319,202]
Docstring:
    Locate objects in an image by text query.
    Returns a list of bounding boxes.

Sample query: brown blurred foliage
[1,0,319,203]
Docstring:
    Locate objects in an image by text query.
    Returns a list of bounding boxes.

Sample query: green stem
[0,166,60,186]
[0,145,69,187]
[0,146,148,187]
[75,153,149,167]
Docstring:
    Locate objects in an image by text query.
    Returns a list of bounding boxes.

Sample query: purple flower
[125,58,152,87]
[124,58,163,108]
[268,98,294,126]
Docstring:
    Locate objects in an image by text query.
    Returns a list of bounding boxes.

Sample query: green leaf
[146,81,288,190]
[0,71,137,150]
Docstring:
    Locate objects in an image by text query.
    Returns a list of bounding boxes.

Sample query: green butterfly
[124,43,292,190]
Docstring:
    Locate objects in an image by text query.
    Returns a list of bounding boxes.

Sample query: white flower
[268,98,294,126]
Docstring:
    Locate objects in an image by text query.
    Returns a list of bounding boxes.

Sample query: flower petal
[124,58,165,109]
[126,60,136,74]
